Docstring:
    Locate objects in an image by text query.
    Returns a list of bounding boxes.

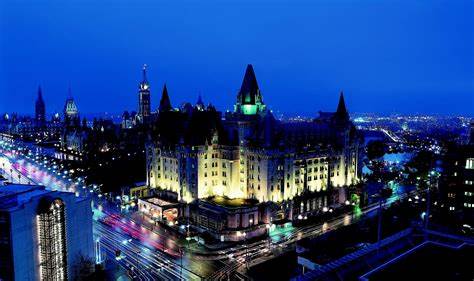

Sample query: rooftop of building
[298,227,474,281]
[141,196,179,207]
[360,241,474,281]
[204,196,259,209]
[0,183,87,211]
[0,184,49,210]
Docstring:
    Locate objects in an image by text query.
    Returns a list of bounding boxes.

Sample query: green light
[353,206,362,218]
[242,105,257,115]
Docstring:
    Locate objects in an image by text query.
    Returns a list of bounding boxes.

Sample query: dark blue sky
[1,0,473,116]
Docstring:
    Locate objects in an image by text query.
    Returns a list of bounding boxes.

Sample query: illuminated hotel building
[146,64,361,204]
[0,184,94,281]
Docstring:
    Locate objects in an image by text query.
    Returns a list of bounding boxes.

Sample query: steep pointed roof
[36,86,44,104]
[67,86,73,99]
[196,93,205,110]
[240,64,259,96]
[159,84,172,112]
[37,86,43,99]
[197,94,204,106]
[235,64,266,115]
[335,91,349,120]
[237,64,264,106]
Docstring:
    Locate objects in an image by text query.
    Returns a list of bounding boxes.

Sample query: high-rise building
[35,86,46,128]
[138,65,151,122]
[0,184,94,281]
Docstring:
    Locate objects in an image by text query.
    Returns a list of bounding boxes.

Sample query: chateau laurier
[146,65,362,205]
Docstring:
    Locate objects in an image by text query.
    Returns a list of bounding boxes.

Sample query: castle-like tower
[137,64,151,122]
[158,84,172,112]
[64,88,79,125]
[234,64,266,115]
[35,86,46,127]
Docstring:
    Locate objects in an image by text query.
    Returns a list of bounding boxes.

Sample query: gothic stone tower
[35,86,46,127]
[234,64,266,115]
[138,64,151,122]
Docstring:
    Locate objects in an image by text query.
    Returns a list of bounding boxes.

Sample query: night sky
[1,0,473,116]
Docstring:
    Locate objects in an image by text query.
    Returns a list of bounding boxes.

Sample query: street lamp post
[425,171,437,236]
[246,218,254,271]
[180,247,183,280]
[266,224,271,250]
[243,232,248,270]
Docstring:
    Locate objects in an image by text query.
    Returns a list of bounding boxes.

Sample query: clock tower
[138,64,151,122]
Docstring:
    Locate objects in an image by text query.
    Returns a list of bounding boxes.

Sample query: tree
[367,140,386,160]
[407,150,435,177]
[72,254,95,281]
[405,150,435,188]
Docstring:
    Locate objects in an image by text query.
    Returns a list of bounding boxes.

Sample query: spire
[35,85,46,125]
[235,64,266,115]
[239,64,260,103]
[67,86,73,99]
[159,84,172,112]
[37,86,43,100]
[335,91,349,120]
[196,93,205,110]
[142,64,148,84]
[139,64,150,91]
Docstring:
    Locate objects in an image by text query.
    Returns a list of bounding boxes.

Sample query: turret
[196,94,205,111]
[35,86,46,126]
[335,91,349,122]
[234,64,266,115]
[158,84,172,112]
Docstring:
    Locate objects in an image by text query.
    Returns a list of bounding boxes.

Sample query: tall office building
[0,184,94,281]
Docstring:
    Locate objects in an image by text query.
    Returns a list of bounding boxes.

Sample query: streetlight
[180,247,184,279]
[242,231,249,270]
[266,223,272,250]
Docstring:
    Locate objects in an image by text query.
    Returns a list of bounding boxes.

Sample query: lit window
[466,158,474,169]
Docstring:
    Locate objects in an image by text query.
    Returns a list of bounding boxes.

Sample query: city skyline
[1,1,473,280]
[1,0,473,116]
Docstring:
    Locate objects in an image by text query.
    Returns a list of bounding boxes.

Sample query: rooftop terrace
[205,196,259,209]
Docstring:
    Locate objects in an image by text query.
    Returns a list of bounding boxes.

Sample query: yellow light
[227,188,244,199]
[213,185,224,196]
